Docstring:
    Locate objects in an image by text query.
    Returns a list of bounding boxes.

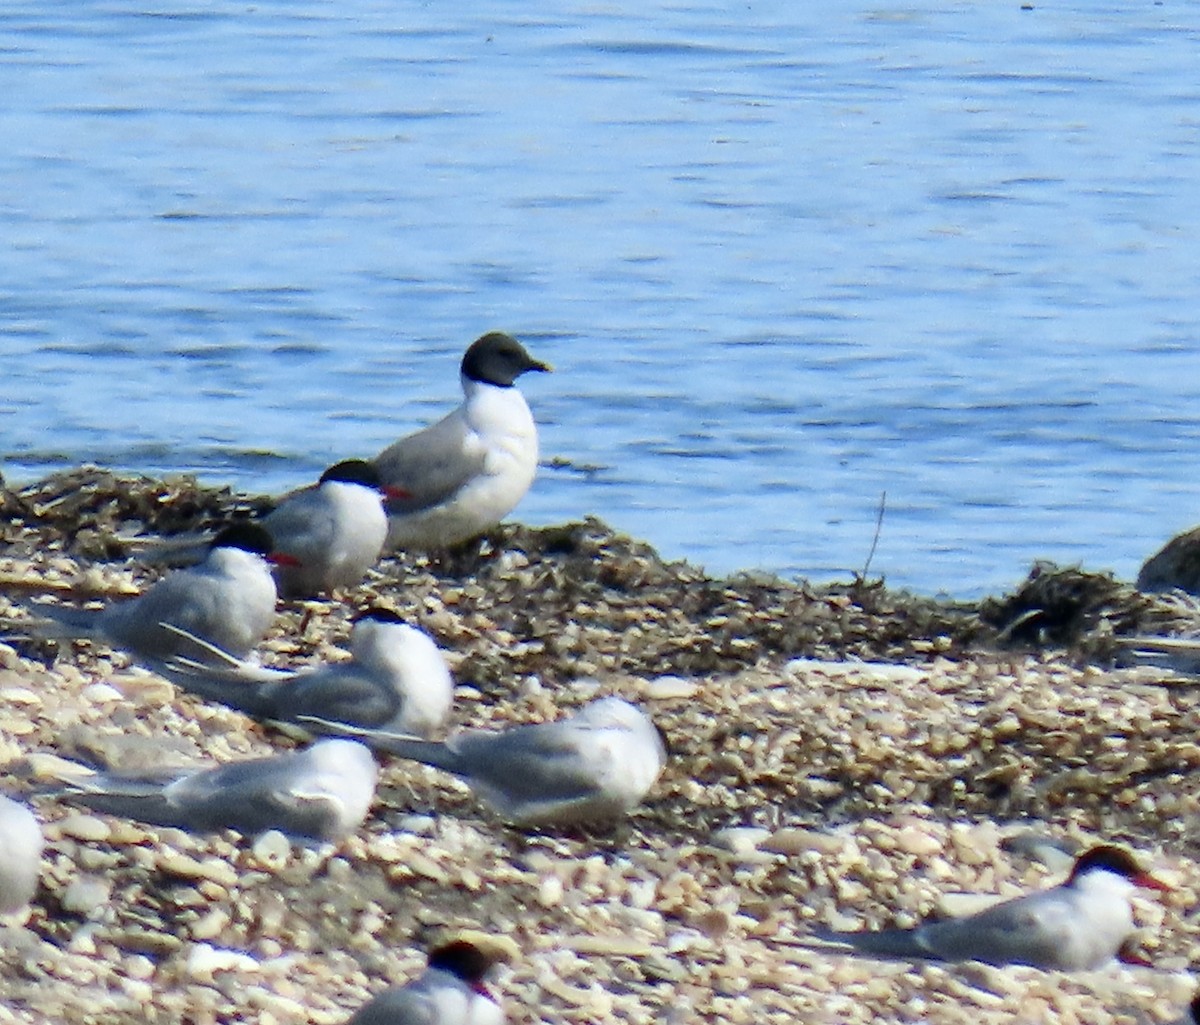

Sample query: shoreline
[2,467,1200,1024]
[2,460,1165,607]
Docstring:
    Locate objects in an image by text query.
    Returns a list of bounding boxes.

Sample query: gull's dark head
[461,332,552,387]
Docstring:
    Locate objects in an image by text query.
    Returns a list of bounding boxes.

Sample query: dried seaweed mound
[3,470,1184,672]
[0,466,271,557]
[384,518,987,686]
[979,561,1153,655]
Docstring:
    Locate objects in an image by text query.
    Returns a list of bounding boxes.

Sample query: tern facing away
[50,738,378,843]
[373,332,551,551]
[264,459,402,598]
[15,523,283,662]
[157,609,454,738]
[303,696,666,828]
[819,845,1168,970]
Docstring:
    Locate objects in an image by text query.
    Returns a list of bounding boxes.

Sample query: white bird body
[159,613,453,738]
[22,525,279,662]
[823,845,1167,970]
[1170,992,1200,1025]
[373,333,550,551]
[57,738,378,843]
[264,460,393,597]
[0,794,42,913]
[348,941,506,1025]
[307,696,666,828]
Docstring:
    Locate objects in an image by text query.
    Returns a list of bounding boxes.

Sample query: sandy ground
[3,468,1200,1025]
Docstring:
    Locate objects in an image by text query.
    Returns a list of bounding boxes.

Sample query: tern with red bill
[818,845,1168,970]
[347,937,513,1025]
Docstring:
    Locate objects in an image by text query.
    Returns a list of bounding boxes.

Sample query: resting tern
[820,844,1168,970]
[157,609,453,738]
[347,938,512,1025]
[373,332,551,551]
[51,738,377,842]
[0,794,42,913]
[303,696,666,828]
[16,523,284,662]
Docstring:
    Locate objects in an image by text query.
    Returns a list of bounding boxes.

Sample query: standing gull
[373,332,551,550]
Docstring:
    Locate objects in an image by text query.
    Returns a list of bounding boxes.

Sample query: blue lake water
[3,2,1200,598]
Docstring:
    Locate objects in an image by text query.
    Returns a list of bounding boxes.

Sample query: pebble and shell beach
[4,467,1200,1024]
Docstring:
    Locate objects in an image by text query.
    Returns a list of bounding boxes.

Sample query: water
[3,2,1200,599]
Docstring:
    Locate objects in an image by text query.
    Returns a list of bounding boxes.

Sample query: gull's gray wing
[373,411,486,514]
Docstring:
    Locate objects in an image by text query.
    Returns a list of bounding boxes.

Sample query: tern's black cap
[427,941,494,984]
[210,522,274,557]
[319,459,383,489]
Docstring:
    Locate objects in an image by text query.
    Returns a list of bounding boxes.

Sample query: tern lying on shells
[347,935,515,1025]
[373,332,551,551]
[14,523,284,662]
[0,793,43,914]
[303,696,666,828]
[818,845,1168,970]
[156,609,453,738]
[48,738,378,843]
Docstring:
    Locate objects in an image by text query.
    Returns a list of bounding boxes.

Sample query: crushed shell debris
[2,469,1200,1024]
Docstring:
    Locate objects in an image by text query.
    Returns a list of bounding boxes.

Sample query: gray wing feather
[449,725,604,802]
[73,755,341,840]
[830,891,1074,968]
[374,412,486,513]
[263,486,337,560]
